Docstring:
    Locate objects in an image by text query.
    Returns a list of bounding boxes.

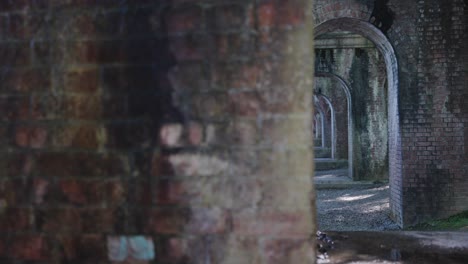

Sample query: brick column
[157,0,316,263]
[0,1,316,263]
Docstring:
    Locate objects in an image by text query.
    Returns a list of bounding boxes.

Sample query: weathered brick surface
[0,0,316,262]
[397,0,468,225]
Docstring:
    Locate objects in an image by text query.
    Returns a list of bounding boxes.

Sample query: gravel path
[316,184,400,231]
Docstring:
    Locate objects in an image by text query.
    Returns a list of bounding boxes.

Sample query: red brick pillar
[156,0,317,263]
[0,1,316,263]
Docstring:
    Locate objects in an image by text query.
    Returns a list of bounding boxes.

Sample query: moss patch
[406,211,468,231]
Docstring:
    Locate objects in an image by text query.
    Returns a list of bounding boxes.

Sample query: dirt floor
[316,184,399,231]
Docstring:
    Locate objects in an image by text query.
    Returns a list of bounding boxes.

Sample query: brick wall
[396,0,468,225]
[0,0,316,263]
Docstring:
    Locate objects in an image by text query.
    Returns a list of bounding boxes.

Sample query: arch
[315,94,336,159]
[314,107,326,147]
[314,17,402,226]
[315,72,353,179]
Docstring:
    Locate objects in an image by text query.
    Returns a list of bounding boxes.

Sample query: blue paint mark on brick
[129,236,155,260]
[107,236,155,261]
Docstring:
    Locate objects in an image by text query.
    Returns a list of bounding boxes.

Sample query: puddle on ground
[321,231,468,264]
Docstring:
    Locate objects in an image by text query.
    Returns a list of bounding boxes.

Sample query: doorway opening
[313,18,402,230]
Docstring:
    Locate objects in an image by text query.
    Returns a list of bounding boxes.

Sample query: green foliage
[407,211,468,231]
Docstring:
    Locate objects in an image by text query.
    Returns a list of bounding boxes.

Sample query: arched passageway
[314,94,336,159]
[314,18,402,226]
[315,72,353,178]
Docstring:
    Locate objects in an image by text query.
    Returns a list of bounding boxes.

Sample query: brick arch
[314,93,336,159]
[314,107,326,148]
[312,1,373,25]
[314,17,403,227]
[316,72,353,179]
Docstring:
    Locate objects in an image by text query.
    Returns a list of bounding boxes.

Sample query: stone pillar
[0,0,316,263]
[158,0,317,263]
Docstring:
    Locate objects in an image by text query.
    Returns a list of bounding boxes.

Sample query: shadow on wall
[99,4,185,262]
[369,0,395,34]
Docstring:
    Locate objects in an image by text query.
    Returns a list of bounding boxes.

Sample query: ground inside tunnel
[317,184,399,231]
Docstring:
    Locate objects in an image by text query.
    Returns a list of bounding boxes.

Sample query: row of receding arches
[313,72,353,176]
[313,17,402,226]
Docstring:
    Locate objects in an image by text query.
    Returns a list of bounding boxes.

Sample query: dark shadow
[369,0,395,34]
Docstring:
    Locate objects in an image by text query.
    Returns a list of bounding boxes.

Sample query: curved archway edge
[314,18,403,227]
[315,72,353,180]
[315,93,336,160]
